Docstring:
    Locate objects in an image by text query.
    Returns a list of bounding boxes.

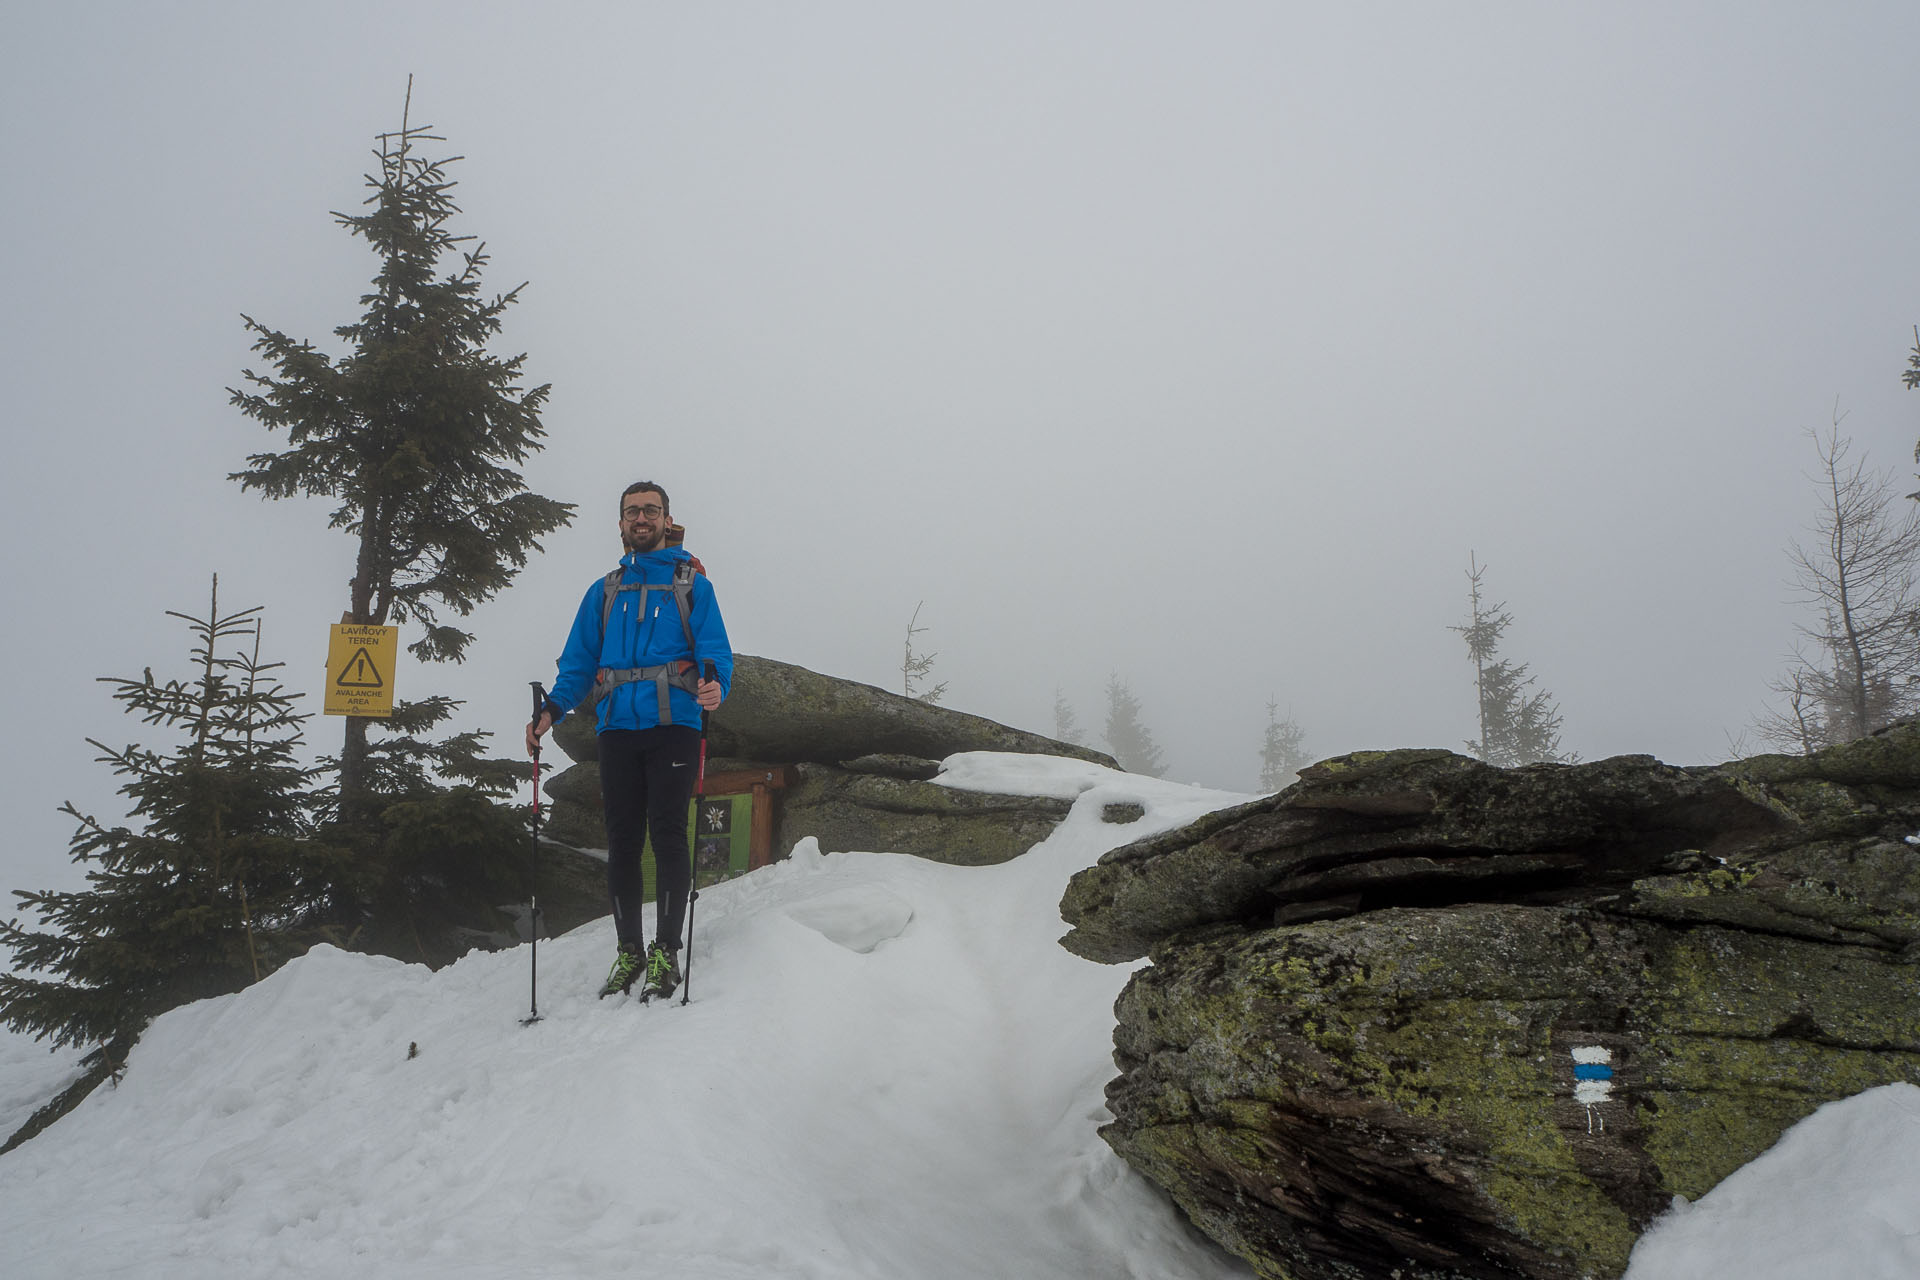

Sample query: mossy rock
[781,764,1071,866]
[1070,718,1920,1280]
[1107,902,1920,1280]
[1059,747,1783,964]
[548,653,1114,769]
[538,758,1074,870]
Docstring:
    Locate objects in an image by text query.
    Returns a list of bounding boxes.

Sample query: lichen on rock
[1064,719,1920,1280]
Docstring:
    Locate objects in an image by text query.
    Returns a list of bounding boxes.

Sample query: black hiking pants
[599,725,701,952]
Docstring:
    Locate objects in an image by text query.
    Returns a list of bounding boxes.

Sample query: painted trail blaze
[1572,1046,1614,1133]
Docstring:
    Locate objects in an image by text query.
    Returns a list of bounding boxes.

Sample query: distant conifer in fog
[1104,675,1167,777]
[1451,555,1569,767]
[1257,700,1311,792]
[1053,688,1086,746]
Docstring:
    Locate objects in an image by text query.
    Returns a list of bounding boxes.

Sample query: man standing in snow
[526,481,733,1000]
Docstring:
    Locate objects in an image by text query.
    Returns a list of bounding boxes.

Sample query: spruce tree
[229,87,572,820]
[1450,555,1569,767]
[0,578,337,1060]
[321,693,530,961]
[1258,700,1311,792]
[1104,674,1168,777]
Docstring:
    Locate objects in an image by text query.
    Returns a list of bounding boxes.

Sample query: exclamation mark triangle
[335,647,385,688]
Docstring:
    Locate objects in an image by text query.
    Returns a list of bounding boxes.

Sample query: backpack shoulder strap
[600,563,697,658]
[599,568,624,640]
[585,561,703,721]
[670,560,698,660]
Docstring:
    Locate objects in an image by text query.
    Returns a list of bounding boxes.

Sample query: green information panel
[641,792,751,902]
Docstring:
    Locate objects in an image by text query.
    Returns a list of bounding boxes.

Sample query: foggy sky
[6,1,1920,906]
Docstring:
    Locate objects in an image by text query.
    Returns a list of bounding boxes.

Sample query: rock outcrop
[545,654,1109,865]
[1060,724,1920,1280]
[779,762,1072,864]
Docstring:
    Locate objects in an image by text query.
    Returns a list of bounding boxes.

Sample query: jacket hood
[620,544,692,571]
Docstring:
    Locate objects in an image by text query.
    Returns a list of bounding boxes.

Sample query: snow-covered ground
[1624,1083,1920,1279]
[0,753,1913,1279]
[0,754,1255,1279]
[0,1028,84,1144]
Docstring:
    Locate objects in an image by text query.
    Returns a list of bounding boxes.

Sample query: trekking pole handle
[696,663,716,790]
[528,681,546,809]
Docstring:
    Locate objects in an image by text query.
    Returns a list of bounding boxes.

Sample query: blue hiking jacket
[546,546,735,732]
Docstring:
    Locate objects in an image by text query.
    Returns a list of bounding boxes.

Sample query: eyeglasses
[622,503,665,521]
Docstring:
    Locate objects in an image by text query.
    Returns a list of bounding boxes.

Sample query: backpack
[584,558,702,724]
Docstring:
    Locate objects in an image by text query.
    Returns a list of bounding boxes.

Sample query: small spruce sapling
[0,577,336,1060]
[902,601,949,705]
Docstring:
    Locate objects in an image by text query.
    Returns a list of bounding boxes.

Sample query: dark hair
[620,481,669,516]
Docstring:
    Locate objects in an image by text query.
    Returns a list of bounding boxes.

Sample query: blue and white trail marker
[1572,1046,1614,1133]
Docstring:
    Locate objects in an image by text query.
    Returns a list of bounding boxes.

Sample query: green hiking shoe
[599,944,645,999]
[644,941,682,1000]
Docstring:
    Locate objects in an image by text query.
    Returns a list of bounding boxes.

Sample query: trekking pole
[682,660,717,1006]
[521,681,547,1027]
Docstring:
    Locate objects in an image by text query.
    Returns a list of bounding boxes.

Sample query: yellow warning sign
[324,624,398,717]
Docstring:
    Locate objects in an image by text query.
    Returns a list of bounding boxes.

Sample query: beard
[622,524,668,554]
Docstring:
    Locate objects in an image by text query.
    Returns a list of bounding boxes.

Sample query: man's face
[619,490,669,553]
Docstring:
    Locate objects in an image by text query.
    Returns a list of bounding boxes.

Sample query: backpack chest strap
[591,662,701,724]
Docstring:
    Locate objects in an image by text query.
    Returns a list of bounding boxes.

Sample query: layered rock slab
[1062,725,1920,1280]
[552,653,1113,768]
[545,654,1107,867]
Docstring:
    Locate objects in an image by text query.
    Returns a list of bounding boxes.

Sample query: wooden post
[750,779,773,869]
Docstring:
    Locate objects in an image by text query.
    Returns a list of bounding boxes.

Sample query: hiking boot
[599,944,644,998]
[644,941,682,1000]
